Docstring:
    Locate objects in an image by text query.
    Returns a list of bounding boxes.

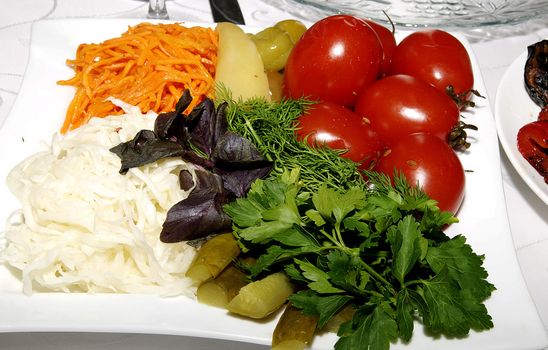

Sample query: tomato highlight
[354,74,460,147]
[376,133,465,214]
[283,15,383,107]
[296,101,385,170]
[388,29,474,97]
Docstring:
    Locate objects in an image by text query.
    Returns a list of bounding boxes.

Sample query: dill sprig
[218,89,365,192]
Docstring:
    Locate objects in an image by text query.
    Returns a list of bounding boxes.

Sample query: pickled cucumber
[272,303,318,350]
[196,264,248,308]
[226,272,294,319]
[185,233,240,285]
[323,304,355,333]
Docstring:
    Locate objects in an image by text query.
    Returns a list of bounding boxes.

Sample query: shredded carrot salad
[58,22,218,133]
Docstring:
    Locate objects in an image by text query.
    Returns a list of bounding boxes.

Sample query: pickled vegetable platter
[0,18,547,350]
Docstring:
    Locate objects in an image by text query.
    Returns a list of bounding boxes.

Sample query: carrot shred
[57,22,218,134]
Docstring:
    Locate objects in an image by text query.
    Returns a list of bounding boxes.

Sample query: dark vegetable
[524,40,548,108]
[110,90,272,242]
[211,131,273,197]
[109,130,184,174]
[161,168,234,243]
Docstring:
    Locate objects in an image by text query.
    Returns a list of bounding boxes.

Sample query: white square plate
[0,18,547,350]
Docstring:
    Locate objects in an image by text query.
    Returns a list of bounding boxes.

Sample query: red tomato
[283,15,383,108]
[388,30,474,96]
[517,120,548,184]
[296,101,385,170]
[376,133,465,213]
[354,74,460,146]
[364,19,396,77]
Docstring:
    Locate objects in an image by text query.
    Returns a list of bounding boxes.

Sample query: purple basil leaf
[160,189,232,242]
[212,102,228,145]
[154,91,195,146]
[110,91,275,242]
[217,165,273,198]
[211,131,273,196]
[194,166,226,190]
[160,169,233,242]
[186,98,216,156]
[110,130,183,174]
[174,89,193,115]
[179,169,194,191]
[180,150,215,169]
[154,111,180,140]
[212,131,266,164]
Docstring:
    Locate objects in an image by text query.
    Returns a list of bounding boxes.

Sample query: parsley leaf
[336,304,398,350]
[419,267,483,337]
[295,258,345,294]
[387,215,423,285]
[426,235,495,300]
[396,289,415,342]
[290,290,353,328]
[224,169,495,350]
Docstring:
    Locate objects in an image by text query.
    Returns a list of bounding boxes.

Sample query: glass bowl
[261,0,548,29]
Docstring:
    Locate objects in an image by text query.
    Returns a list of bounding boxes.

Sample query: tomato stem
[445,85,484,109]
[449,120,478,151]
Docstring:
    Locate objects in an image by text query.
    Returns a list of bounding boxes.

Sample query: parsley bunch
[224,168,495,350]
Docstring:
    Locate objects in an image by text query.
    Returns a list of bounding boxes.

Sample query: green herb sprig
[217,88,365,192]
[224,168,495,350]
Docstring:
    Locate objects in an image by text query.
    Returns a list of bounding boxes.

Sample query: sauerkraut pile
[0,100,197,296]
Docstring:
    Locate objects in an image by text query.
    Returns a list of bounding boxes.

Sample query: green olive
[275,19,307,44]
[251,26,294,72]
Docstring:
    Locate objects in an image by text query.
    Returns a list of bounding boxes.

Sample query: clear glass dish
[261,0,548,29]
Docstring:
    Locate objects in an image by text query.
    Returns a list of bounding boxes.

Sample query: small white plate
[495,48,548,205]
[0,18,547,350]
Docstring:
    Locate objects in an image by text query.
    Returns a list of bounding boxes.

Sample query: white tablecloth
[0,1,547,349]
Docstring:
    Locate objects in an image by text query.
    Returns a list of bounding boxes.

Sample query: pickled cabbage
[0,99,197,296]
